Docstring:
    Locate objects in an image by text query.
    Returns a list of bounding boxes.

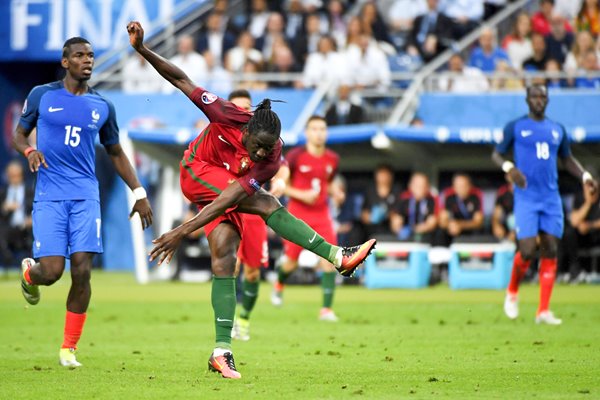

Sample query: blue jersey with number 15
[496,115,571,203]
[19,81,119,202]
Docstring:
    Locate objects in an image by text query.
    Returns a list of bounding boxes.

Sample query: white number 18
[536,142,550,160]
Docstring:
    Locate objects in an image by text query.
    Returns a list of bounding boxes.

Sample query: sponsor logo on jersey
[92,109,100,123]
[218,135,232,146]
[48,106,63,112]
[201,92,218,104]
[35,241,41,250]
[552,130,560,143]
[299,165,312,173]
[22,99,28,114]
[520,130,533,137]
[249,178,261,191]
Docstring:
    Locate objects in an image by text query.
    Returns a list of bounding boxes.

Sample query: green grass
[0,272,599,399]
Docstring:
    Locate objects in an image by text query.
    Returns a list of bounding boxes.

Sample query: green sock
[278,268,293,285]
[321,272,336,308]
[266,207,340,263]
[239,279,259,320]
[211,276,236,349]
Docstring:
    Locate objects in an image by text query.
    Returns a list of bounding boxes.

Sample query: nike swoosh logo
[244,291,257,297]
[48,107,63,112]
[521,130,532,137]
[218,135,232,146]
[308,232,317,244]
[216,317,232,322]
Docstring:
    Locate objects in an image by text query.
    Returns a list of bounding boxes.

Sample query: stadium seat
[448,242,515,290]
[364,242,431,289]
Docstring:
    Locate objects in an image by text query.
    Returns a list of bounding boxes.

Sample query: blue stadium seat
[364,242,431,289]
[448,243,515,290]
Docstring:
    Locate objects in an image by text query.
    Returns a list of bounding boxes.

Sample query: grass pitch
[0,272,599,399]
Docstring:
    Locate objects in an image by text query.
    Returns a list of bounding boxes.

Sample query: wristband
[582,171,593,184]
[133,187,147,200]
[24,147,35,157]
[502,161,515,173]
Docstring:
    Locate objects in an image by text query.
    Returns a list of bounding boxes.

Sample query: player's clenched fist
[507,167,527,189]
[127,21,145,49]
[27,150,48,172]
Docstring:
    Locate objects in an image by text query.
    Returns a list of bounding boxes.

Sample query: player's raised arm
[127,21,197,98]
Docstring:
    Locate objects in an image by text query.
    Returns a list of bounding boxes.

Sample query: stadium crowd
[121,0,600,99]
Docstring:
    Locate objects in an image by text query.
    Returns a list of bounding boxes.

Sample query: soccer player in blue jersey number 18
[493,84,598,325]
[13,37,153,367]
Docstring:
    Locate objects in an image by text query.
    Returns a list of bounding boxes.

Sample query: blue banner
[0,0,200,61]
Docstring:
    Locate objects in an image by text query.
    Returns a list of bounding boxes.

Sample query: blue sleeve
[557,123,571,158]
[19,86,45,131]
[496,120,516,155]
[99,98,120,146]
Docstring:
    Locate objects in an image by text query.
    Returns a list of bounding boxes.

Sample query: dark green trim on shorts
[181,158,223,195]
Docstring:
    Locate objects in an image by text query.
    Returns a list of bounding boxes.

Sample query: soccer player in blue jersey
[13,37,153,367]
[493,84,597,325]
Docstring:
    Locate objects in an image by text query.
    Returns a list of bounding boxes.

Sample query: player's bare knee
[212,254,237,276]
[244,267,260,282]
[41,267,63,285]
[71,266,92,285]
[519,246,536,261]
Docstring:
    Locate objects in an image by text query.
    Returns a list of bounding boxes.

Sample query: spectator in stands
[196,12,236,66]
[345,16,365,48]
[0,161,33,268]
[545,14,574,65]
[225,30,264,73]
[285,0,306,40]
[492,181,515,242]
[301,36,346,88]
[439,173,484,241]
[121,54,163,93]
[491,60,524,90]
[256,12,289,60]
[522,32,549,71]
[325,85,364,126]
[326,0,348,48]
[390,172,438,243]
[359,2,392,45]
[442,0,484,39]
[502,12,533,70]
[408,0,454,62]
[564,30,596,74]
[203,51,233,93]
[291,13,323,63]
[388,0,427,51]
[246,0,271,38]
[484,0,508,20]
[569,178,600,280]
[266,44,301,88]
[345,33,391,90]
[555,0,583,21]
[163,35,207,93]
[469,26,510,72]
[532,0,572,36]
[575,0,600,37]
[545,59,567,88]
[237,59,268,90]
[360,164,399,239]
[574,49,600,87]
[439,53,490,92]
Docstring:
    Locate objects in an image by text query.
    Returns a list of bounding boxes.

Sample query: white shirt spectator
[249,12,270,38]
[439,66,490,92]
[555,0,583,20]
[163,52,208,93]
[506,38,533,70]
[441,0,484,21]
[226,46,263,73]
[388,0,427,30]
[208,31,225,64]
[345,41,391,90]
[121,55,163,93]
[302,51,347,87]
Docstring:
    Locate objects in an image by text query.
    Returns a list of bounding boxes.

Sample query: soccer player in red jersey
[271,116,344,322]
[227,90,290,341]
[128,22,375,379]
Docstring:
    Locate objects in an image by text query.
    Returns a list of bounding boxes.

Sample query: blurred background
[1,0,600,287]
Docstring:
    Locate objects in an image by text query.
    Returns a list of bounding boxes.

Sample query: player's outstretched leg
[265,207,376,277]
[504,251,531,319]
[233,267,259,341]
[536,257,562,325]
[20,258,40,305]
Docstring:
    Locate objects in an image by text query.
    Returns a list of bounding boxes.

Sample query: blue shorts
[32,200,103,258]
[514,199,563,240]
